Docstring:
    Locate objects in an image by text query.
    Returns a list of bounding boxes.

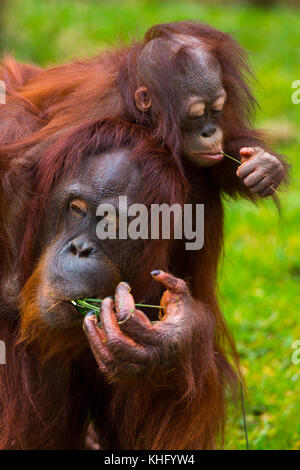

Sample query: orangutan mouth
[197,152,224,162]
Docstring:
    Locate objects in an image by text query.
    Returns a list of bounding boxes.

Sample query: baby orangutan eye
[188,102,205,119]
[70,199,88,218]
[211,108,222,115]
[211,94,226,114]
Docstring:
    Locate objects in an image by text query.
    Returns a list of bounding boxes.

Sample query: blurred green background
[1,0,299,450]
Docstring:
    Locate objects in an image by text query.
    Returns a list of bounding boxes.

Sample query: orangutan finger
[151,270,189,297]
[114,282,154,334]
[114,281,136,322]
[259,186,274,198]
[100,297,148,363]
[250,176,272,193]
[117,308,159,348]
[236,158,258,178]
[243,168,265,188]
[83,313,113,374]
[239,147,256,159]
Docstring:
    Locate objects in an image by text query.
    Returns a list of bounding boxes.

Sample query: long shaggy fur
[0,21,288,449]
[0,116,236,449]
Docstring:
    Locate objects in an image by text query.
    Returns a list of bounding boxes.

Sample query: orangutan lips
[197,152,224,162]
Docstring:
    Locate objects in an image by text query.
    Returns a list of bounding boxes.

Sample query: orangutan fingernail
[85,311,97,323]
[151,270,161,276]
[119,282,131,291]
[86,310,95,316]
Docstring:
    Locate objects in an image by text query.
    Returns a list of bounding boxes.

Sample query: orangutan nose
[69,236,94,257]
[201,124,216,138]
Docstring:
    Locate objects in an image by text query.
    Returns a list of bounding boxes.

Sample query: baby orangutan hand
[237,147,285,197]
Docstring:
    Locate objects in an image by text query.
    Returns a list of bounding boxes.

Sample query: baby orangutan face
[135,35,226,167]
[176,46,226,167]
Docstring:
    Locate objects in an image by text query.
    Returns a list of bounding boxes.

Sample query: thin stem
[71,298,166,318]
[269,184,280,195]
[222,152,242,165]
[80,298,165,310]
[135,303,165,309]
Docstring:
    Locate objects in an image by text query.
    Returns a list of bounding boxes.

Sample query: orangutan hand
[236,147,285,197]
[82,270,198,383]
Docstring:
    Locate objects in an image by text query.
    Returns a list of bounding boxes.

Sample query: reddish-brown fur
[0,113,237,449]
[0,21,288,449]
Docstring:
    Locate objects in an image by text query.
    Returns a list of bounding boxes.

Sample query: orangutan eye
[211,94,226,113]
[211,105,224,114]
[70,199,87,218]
[211,108,222,115]
[188,102,205,119]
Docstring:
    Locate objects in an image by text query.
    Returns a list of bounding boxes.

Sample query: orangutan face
[135,36,226,167]
[35,149,145,328]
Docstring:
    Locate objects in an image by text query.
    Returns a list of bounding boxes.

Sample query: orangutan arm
[83,271,233,449]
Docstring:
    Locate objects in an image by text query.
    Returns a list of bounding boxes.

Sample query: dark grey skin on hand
[83,270,200,382]
[238,147,285,197]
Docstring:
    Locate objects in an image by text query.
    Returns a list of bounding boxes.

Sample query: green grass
[2,0,299,450]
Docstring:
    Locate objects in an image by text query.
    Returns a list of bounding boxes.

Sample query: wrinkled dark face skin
[175,47,226,166]
[37,150,145,328]
[135,36,226,167]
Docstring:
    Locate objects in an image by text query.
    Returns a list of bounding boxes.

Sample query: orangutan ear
[134,86,152,111]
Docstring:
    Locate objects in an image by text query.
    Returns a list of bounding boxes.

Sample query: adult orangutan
[0,118,236,449]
